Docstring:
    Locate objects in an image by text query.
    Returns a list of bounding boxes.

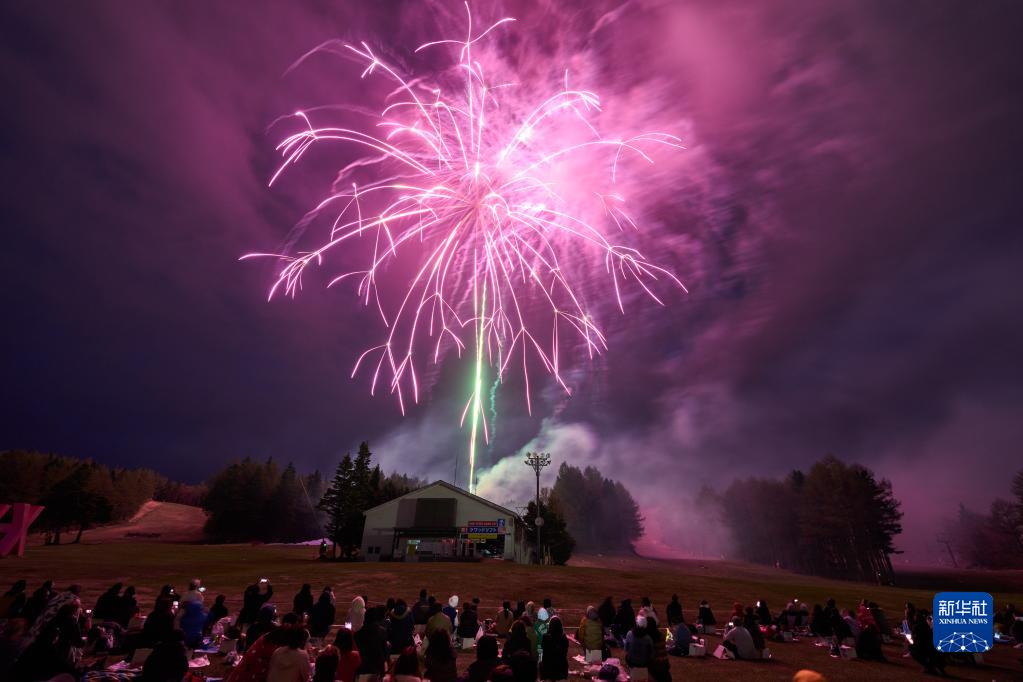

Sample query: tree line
[0,449,204,544]
[201,457,327,543]
[707,455,903,583]
[550,462,644,553]
[941,468,1023,569]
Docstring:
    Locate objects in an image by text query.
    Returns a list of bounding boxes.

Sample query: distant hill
[34,500,207,544]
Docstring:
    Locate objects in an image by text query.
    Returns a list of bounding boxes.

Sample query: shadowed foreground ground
[2,542,1022,681]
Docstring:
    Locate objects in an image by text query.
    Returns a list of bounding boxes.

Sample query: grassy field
[2,542,1022,681]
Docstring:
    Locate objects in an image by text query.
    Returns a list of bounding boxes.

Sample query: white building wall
[359,482,530,563]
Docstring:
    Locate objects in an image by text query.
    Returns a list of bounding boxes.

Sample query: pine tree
[523,492,576,565]
[318,454,354,558]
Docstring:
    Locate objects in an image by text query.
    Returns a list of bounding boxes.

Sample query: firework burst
[245,3,686,490]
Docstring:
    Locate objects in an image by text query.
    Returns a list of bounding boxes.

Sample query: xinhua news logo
[932,592,993,653]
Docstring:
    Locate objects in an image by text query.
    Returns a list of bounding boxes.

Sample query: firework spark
[245,4,686,491]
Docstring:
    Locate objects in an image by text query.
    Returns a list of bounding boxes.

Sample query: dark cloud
[2,0,1021,562]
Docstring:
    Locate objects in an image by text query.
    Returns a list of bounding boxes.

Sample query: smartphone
[173,600,179,609]
[86,609,93,614]
[199,587,207,593]
[260,578,268,584]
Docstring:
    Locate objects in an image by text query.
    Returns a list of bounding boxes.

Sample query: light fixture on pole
[524,451,551,564]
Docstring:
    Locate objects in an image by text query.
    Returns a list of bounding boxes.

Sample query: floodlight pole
[524,452,551,564]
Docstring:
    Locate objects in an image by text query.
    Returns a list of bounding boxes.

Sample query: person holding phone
[239,579,274,627]
[182,579,205,606]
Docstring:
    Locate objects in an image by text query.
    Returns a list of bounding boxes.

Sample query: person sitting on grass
[867,601,890,638]
[175,594,208,648]
[612,600,635,643]
[386,646,423,682]
[494,601,515,638]
[842,609,860,640]
[93,583,123,621]
[668,617,696,657]
[333,628,361,682]
[743,607,766,653]
[181,579,205,606]
[143,598,177,648]
[426,603,452,639]
[413,590,430,629]
[349,596,366,634]
[540,618,569,682]
[908,610,946,676]
[578,606,604,658]
[520,615,538,659]
[355,607,388,677]
[665,595,683,627]
[239,581,273,627]
[205,594,229,634]
[267,626,311,682]
[389,599,416,651]
[423,629,458,682]
[855,616,886,662]
[697,601,716,630]
[314,645,340,682]
[507,650,538,682]
[456,601,479,644]
[644,613,671,682]
[755,600,772,628]
[624,616,653,671]
[142,628,189,682]
[309,588,336,640]
[228,622,293,682]
[443,597,459,628]
[293,585,314,618]
[246,604,279,652]
[598,598,615,631]
[20,582,54,628]
[809,604,830,638]
[730,603,744,622]
[722,617,756,660]
[501,621,532,662]
[467,635,501,682]
[116,586,140,628]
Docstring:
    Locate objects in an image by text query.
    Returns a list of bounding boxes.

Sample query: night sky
[2,0,1021,561]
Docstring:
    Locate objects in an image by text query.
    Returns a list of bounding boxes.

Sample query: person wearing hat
[578,606,604,659]
[533,608,550,658]
[624,616,653,670]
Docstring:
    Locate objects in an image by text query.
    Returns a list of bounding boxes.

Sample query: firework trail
[246,3,686,492]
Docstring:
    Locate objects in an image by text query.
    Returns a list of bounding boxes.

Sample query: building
[360,480,532,563]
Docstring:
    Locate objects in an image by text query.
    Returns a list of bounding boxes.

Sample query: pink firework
[246,4,685,485]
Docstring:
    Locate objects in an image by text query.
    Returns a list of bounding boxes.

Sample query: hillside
[33,500,207,545]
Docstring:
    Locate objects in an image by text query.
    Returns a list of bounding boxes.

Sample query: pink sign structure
[0,503,45,557]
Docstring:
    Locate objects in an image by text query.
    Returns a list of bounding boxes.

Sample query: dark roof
[362,480,520,519]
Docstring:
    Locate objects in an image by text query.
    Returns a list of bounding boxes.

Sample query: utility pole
[524,452,551,565]
[935,532,958,568]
